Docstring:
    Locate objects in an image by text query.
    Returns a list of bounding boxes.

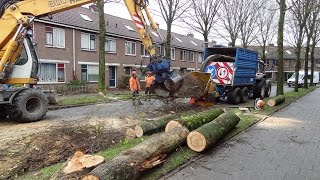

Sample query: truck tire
[0,106,7,119]
[265,81,272,97]
[11,89,48,123]
[228,88,241,104]
[253,79,266,99]
[241,87,249,103]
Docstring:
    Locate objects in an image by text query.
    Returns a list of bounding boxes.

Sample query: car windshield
[290,73,304,79]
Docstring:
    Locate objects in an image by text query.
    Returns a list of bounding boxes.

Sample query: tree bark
[187,112,240,152]
[134,114,181,137]
[276,0,286,96]
[165,109,224,132]
[98,0,106,92]
[83,127,189,180]
[267,95,285,107]
[310,44,315,85]
[304,36,311,89]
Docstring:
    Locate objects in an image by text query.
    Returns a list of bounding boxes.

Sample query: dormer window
[79,13,93,22]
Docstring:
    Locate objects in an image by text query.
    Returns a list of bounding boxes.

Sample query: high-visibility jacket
[145,76,155,88]
[129,76,141,91]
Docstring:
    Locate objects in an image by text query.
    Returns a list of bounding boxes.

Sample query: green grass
[59,92,132,106]
[261,86,316,115]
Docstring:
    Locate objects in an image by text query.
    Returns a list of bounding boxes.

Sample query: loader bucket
[42,90,60,105]
[175,72,212,98]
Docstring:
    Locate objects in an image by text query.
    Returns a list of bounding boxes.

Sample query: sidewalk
[166,88,320,180]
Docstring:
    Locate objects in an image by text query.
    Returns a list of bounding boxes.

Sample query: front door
[109,66,116,88]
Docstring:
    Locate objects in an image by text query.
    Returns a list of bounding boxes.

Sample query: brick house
[32,7,204,89]
[250,45,320,82]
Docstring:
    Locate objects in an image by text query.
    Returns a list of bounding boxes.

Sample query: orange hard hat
[256,100,264,109]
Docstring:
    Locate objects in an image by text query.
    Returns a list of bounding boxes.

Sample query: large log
[134,114,185,137]
[83,127,189,180]
[165,108,224,132]
[267,95,285,107]
[187,112,240,152]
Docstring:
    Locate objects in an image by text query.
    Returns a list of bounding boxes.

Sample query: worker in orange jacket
[145,71,155,100]
[129,70,143,105]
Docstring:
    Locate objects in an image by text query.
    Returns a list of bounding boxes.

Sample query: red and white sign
[205,61,234,85]
[132,13,144,29]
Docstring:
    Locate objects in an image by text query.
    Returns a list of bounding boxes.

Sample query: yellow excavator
[0,0,212,122]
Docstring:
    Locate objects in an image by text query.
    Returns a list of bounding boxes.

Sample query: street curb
[48,100,130,110]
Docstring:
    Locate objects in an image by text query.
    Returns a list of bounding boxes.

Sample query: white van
[287,71,319,87]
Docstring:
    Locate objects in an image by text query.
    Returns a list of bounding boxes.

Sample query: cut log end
[126,128,136,138]
[267,99,276,107]
[165,120,183,132]
[134,125,144,137]
[187,131,207,152]
[62,151,105,175]
[82,175,100,180]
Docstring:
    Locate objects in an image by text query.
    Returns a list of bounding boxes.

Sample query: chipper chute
[174,72,218,101]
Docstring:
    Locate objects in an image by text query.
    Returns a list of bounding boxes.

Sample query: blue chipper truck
[201,47,271,104]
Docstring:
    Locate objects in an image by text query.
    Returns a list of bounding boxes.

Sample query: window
[105,38,116,53]
[45,26,65,48]
[284,60,290,67]
[156,46,162,56]
[189,52,194,62]
[190,41,197,46]
[125,41,136,55]
[124,24,135,31]
[175,37,183,42]
[81,65,99,82]
[39,63,65,83]
[81,33,96,51]
[124,67,132,75]
[272,59,278,67]
[198,52,202,63]
[171,48,175,60]
[141,44,149,57]
[266,60,270,66]
[180,50,187,61]
[79,13,93,22]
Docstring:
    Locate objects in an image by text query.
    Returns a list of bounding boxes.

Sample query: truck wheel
[0,106,7,119]
[265,81,272,97]
[241,87,249,103]
[228,88,241,104]
[227,91,235,104]
[253,79,266,99]
[11,89,49,123]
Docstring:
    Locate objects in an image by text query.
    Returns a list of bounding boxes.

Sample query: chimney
[269,43,274,47]
[187,33,194,38]
[228,43,232,47]
[211,40,217,46]
[89,4,99,12]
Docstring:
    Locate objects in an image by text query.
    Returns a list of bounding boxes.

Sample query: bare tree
[239,0,263,48]
[309,2,320,85]
[276,0,286,95]
[155,0,190,58]
[256,2,278,62]
[216,0,245,47]
[288,0,312,92]
[98,0,106,93]
[183,0,221,43]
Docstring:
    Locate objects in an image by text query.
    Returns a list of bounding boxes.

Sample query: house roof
[37,7,204,51]
[249,46,320,60]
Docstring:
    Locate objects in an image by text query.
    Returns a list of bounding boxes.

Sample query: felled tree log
[83,127,189,180]
[187,112,240,152]
[58,151,104,179]
[125,128,136,138]
[165,108,224,132]
[134,114,181,137]
[267,95,285,107]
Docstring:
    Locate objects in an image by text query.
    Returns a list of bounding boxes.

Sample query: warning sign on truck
[204,62,234,85]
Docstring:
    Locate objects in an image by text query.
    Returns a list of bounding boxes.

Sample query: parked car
[287,71,319,87]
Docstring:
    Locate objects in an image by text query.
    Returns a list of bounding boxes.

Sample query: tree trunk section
[310,44,315,85]
[187,112,240,152]
[165,109,224,132]
[126,128,136,138]
[83,127,189,180]
[134,112,196,137]
[276,0,286,96]
[267,95,285,107]
[98,0,106,92]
